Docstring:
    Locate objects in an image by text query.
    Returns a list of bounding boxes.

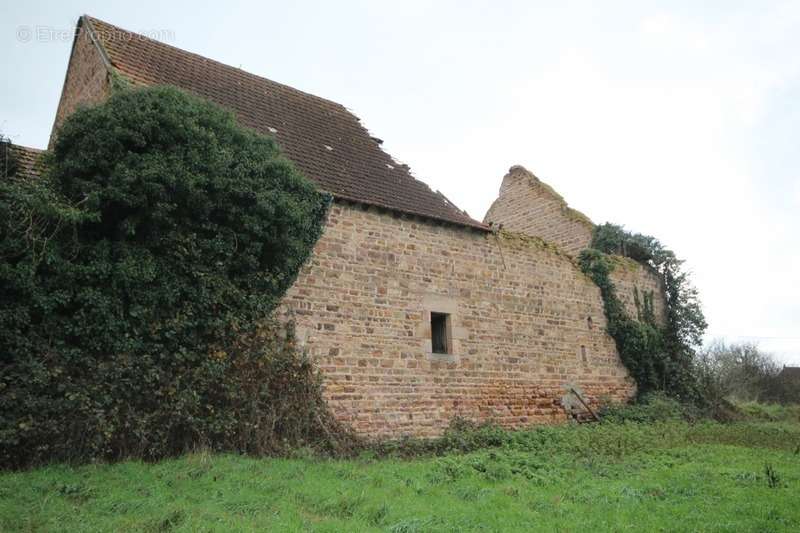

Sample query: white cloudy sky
[2,1,799,363]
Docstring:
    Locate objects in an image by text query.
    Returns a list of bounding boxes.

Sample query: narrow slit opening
[431,312,450,354]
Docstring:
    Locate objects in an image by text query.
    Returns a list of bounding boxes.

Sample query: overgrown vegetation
[697,340,800,405]
[0,86,342,469]
[368,393,797,459]
[0,136,18,179]
[3,416,799,531]
[579,223,708,404]
[736,402,800,423]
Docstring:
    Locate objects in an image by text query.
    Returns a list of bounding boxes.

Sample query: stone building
[15,16,666,437]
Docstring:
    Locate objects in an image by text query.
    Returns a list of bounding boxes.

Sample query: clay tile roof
[2,143,44,180]
[82,16,487,230]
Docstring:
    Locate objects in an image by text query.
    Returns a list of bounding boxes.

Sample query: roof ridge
[84,15,350,113]
[74,15,487,230]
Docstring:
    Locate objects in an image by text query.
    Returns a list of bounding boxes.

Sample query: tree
[697,340,784,403]
[0,86,332,467]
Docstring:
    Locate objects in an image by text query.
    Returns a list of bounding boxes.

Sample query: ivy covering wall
[0,86,344,468]
[580,223,707,402]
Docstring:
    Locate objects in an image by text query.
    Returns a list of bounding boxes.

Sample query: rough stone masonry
[33,15,666,438]
[281,170,665,437]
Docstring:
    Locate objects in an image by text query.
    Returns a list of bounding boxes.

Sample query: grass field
[2,419,800,532]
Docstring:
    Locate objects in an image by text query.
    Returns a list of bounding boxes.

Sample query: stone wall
[484,166,594,257]
[608,256,667,326]
[280,201,635,438]
[47,30,659,438]
[49,20,110,148]
[483,165,667,327]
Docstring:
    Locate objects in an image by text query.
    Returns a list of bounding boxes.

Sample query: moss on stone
[530,176,594,229]
[495,229,577,264]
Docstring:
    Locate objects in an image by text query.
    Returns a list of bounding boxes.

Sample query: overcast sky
[2,1,799,364]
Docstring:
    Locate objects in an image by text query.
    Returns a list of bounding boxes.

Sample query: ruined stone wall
[608,256,667,326]
[484,165,667,327]
[484,166,594,257]
[49,20,110,148]
[280,201,635,438]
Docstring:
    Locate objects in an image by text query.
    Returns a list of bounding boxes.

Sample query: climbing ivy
[580,223,707,402]
[0,86,338,468]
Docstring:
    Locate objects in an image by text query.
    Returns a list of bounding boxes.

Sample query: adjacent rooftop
[1,143,44,180]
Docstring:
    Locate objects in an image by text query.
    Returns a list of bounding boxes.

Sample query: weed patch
[3,420,800,532]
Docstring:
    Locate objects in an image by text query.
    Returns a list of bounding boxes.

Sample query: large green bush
[0,86,336,468]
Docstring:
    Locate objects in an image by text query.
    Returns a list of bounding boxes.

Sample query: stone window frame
[430,312,452,355]
[420,294,464,363]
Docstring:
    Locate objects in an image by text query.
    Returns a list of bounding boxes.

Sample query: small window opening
[431,312,451,354]
[587,316,593,330]
[581,345,588,363]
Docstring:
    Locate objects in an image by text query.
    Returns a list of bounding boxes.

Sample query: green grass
[736,402,800,423]
[2,421,800,532]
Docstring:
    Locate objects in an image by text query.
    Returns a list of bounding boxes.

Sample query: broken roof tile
[84,16,487,230]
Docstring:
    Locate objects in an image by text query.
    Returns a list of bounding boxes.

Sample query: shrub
[600,393,696,423]
[696,340,799,405]
[221,322,357,456]
[0,86,335,468]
